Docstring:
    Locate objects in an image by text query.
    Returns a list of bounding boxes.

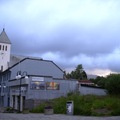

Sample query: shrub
[31,104,45,113]
[53,96,67,114]
[105,74,120,95]
[31,94,120,116]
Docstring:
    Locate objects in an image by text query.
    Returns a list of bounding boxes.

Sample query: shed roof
[8,57,64,79]
[9,56,64,73]
[79,80,94,84]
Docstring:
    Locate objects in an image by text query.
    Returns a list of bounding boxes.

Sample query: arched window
[5,46,7,51]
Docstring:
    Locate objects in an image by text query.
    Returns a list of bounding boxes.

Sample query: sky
[0,0,120,76]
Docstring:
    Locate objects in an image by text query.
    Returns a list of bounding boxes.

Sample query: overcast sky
[0,0,120,76]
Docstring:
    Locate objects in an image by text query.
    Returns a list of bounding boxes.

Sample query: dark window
[1,66,3,72]
[0,45,1,50]
[30,81,45,90]
[46,82,60,90]
[3,45,4,50]
[5,46,7,51]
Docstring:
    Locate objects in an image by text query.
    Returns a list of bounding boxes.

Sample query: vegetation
[31,94,120,116]
[90,76,106,87]
[65,64,120,95]
[65,64,87,79]
[31,68,120,116]
[90,74,120,95]
[105,74,120,95]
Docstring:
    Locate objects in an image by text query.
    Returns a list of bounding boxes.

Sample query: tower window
[1,66,3,72]
[0,45,1,50]
[5,46,7,51]
[3,45,4,50]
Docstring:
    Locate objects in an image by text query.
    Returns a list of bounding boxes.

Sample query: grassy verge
[31,94,120,116]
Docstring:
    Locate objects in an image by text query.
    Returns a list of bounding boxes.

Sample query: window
[5,46,7,51]
[46,82,60,90]
[0,45,1,50]
[30,81,45,90]
[1,66,3,72]
[2,45,4,50]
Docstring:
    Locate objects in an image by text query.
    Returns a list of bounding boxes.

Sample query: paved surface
[0,113,120,120]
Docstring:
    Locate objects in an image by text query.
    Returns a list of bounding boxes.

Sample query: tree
[105,74,120,95]
[90,74,120,95]
[75,64,83,79]
[66,64,87,79]
[82,71,87,80]
[89,76,106,88]
[96,76,106,88]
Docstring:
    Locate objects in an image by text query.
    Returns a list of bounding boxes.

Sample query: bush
[31,104,45,113]
[31,94,120,116]
[105,74,120,95]
[91,96,120,116]
[53,96,67,114]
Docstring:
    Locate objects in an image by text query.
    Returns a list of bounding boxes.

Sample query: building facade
[0,29,78,111]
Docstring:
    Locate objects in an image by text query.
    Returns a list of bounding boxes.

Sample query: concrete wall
[9,76,77,110]
[79,85,107,96]
[27,77,77,100]
[24,78,77,110]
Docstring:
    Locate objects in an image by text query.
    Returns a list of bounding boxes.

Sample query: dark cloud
[1,0,120,76]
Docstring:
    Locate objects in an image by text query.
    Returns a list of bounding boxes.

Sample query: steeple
[0,28,11,44]
[0,29,11,72]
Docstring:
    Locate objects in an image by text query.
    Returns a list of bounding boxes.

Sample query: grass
[31,94,120,116]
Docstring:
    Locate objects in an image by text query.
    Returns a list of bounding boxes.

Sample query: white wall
[0,43,11,71]
[79,85,107,96]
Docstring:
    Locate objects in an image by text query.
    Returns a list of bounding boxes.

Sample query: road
[0,113,120,120]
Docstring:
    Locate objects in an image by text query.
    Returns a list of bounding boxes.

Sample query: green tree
[90,76,106,88]
[75,64,83,79]
[105,74,120,95]
[82,70,87,80]
[66,64,87,80]
[96,76,106,88]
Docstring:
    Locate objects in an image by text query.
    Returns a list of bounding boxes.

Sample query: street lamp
[0,83,6,107]
[0,83,6,93]
[3,83,6,93]
[15,71,28,112]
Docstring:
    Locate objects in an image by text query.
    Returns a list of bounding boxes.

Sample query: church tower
[0,28,11,72]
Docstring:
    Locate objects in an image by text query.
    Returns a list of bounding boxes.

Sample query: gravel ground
[0,113,120,120]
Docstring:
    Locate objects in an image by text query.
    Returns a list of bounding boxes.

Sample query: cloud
[0,0,120,76]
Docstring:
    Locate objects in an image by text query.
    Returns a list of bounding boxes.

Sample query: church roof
[9,55,26,67]
[9,55,43,67]
[0,28,11,44]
